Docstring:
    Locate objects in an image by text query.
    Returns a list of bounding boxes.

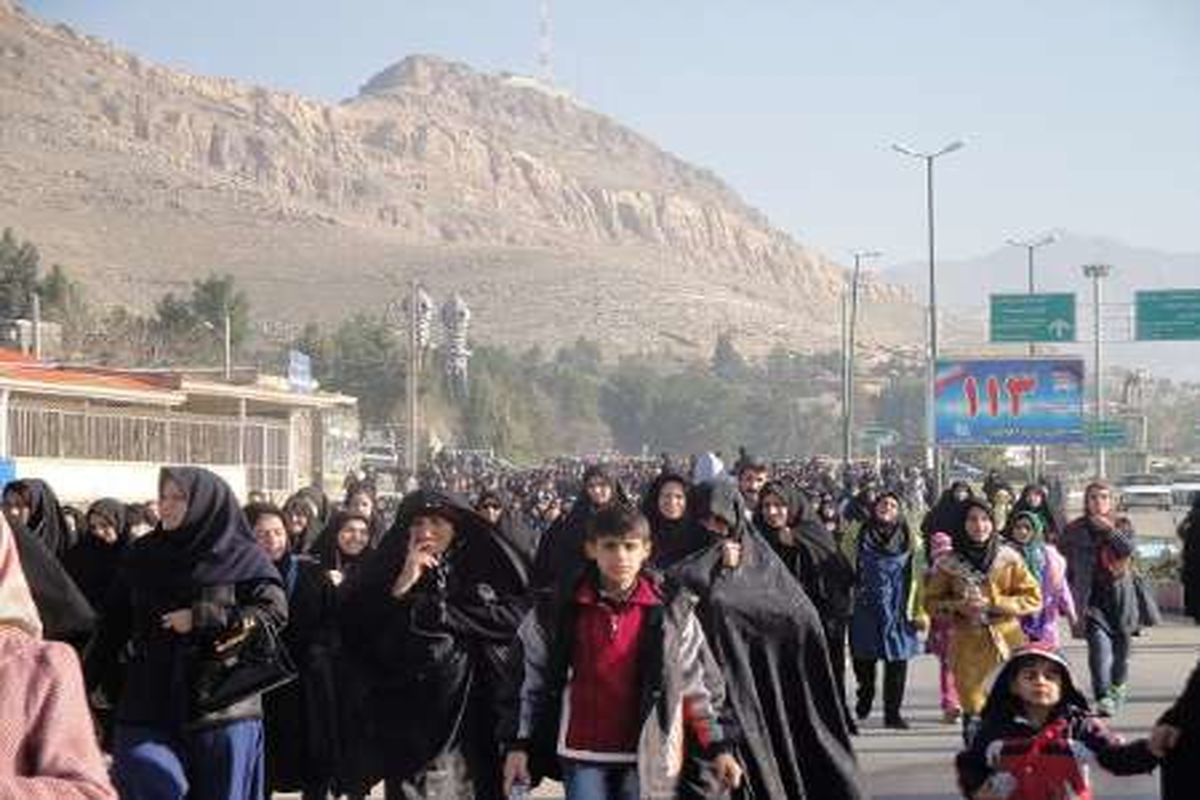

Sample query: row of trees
[8,225,1195,465]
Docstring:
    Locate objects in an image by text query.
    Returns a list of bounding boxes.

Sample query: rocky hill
[0,2,919,356]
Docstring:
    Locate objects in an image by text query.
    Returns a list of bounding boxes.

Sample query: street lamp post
[1082,264,1112,478]
[842,250,881,468]
[893,140,964,493]
[1006,233,1057,480]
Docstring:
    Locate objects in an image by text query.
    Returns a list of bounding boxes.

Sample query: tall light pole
[1082,264,1112,478]
[893,140,964,492]
[1006,232,1057,480]
[842,250,881,468]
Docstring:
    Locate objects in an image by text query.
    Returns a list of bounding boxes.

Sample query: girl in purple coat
[1006,511,1076,648]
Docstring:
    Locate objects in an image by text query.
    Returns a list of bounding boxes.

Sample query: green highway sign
[1135,289,1200,341]
[990,293,1076,342]
[860,426,898,446]
[1084,419,1128,448]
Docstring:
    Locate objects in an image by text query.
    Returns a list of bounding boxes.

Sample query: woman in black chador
[339,489,531,799]
[64,498,131,612]
[84,467,287,800]
[3,477,73,559]
[669,480,865,800]
[532,463,630,590]
[755,480,858,734]
[641,470,707,570]
[246,502,340,800]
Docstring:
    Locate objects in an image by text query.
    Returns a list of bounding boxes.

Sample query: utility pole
[1083,264,1112,478]
[842,250,881,469]
[31,293,42,361]
[893,140,965,493]
[407,280,421,479]
[1007,233,1056,481]
[223,307,232,381]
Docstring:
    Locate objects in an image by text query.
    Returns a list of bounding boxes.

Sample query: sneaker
[942,708,962,724]
[1096,695,1116,717]
[884,716,911,730]
[1111,683,1128,708]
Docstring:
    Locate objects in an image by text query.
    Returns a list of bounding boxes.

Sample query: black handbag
[190,614,297,716]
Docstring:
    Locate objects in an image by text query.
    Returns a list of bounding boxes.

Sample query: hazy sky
[25,0,1200,266]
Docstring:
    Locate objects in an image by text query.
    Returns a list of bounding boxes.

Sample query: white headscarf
[0,515,42,638]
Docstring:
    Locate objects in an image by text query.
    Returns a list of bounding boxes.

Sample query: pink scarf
[0,517,42,638]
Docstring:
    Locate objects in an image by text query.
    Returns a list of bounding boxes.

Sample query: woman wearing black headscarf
[84,467,287,800]
[283,491,324,554]
[532,463,630,590]
[670,480,866,800]
[3,478,72,560]
[920,481,974,543]
[1012,482,1063,544]
[310,510,373,588]
[476,488,540,563]
[343,481,387,547]
[848,491,926,729]
[923,497,1040,742]
[64,499,130,612]
[339,489,531,799]
[246,502,340,800]
[756,480,857,733]
[641,470,707,570]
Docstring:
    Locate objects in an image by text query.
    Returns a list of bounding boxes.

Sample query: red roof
[0,348,176,395]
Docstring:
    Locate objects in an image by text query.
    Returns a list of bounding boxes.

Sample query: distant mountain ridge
[0,2,919,357]
[883,233,1200,379]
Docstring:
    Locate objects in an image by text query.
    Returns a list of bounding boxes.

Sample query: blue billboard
[935,358,1085,445]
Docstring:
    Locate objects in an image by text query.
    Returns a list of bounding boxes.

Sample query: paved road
[857,616,1197,799]
[286,613,1195,800]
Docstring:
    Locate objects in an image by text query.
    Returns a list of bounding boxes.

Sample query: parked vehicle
[1171,471,1200,507]
[1116,473,1173,511]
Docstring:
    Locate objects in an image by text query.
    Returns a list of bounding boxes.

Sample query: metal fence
[7,400,291,493]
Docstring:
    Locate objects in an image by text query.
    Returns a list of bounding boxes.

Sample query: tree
[326,313,404,423]
[711,331,749,381]
[189,274,250,348]
[0,227,40,318]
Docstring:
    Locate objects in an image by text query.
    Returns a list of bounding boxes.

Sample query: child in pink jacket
[1005,511,1077,649]
[0,517,117,800]
[925,531,961,722]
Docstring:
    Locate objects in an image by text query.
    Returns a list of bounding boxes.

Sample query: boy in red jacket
[502,505,741,800]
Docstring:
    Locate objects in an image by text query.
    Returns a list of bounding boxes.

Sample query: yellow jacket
[923,544,1041,714]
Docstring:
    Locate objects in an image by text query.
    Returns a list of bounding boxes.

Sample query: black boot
[852,658,876,720]
[883,659,910,729]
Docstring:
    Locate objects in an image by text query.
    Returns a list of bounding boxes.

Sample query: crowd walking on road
[1,453,1197,799]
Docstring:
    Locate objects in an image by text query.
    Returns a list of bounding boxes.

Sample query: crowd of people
[0,451,1198,800]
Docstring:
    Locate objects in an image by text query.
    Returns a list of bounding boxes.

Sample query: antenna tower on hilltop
[538,0,553,85]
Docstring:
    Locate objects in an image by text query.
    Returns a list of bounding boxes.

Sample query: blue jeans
[562,760,639,800]
[1086,618,1130,700]
[113,719,264,800]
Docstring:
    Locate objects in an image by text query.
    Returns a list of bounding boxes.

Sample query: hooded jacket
[956,645,1156,799]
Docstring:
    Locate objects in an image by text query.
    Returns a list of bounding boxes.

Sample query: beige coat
[923,544,1042,714]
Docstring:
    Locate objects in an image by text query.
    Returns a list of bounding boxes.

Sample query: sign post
[1135,289,1200,341]
[989,293,1076,342]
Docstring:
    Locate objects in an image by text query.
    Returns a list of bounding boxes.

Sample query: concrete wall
[14,458,248,504]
